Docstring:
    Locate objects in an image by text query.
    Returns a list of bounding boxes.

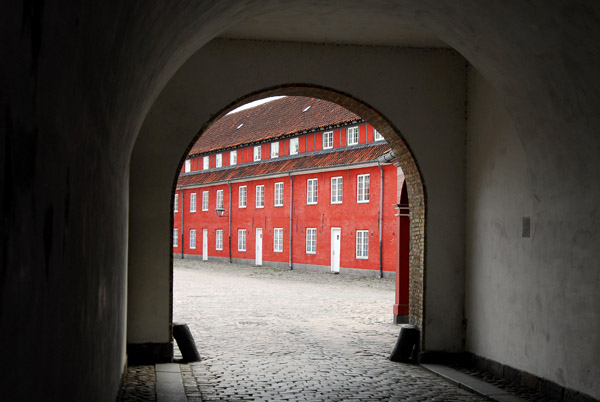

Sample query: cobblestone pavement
[118,365,156,401]
[173,259,487,402]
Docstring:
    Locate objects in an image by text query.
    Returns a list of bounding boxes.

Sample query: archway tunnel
[2,2,599,401]
[128,39,464,361]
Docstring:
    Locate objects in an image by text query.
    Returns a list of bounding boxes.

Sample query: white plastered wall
[128,39,467,352]
[465,68,600,398]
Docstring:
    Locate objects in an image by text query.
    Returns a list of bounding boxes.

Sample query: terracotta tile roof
[190,96,361,155]
[178,143,391,186]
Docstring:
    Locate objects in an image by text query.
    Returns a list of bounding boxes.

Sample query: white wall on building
[465,68,600,396]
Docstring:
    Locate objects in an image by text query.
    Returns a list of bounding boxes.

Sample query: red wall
[174,165,400,274]
[174,123,402,274]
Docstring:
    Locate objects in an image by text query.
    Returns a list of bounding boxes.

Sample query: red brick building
[173,96,409,318]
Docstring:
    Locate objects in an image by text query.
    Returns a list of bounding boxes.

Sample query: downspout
[179,188,185,259]
[227,181,232,263]
[377,161,384,279]
[288,173,293,270]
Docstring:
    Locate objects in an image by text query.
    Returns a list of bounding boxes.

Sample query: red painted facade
[173,96,409,317]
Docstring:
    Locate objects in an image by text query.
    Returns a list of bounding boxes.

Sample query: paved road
[173,259,485,401]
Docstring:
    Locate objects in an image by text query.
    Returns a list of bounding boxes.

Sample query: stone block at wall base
[127,342,173,365]
[422,351,599,402]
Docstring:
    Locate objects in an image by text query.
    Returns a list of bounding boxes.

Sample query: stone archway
[128,40,467,362]
[172,85,427,335]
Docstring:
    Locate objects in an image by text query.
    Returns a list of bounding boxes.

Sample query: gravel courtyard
[173,259,484,401]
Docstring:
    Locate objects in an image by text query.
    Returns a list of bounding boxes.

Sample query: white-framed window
[347,126,359,145]
[202,191,209,211]
[274,182,284,207]
[216,229,223,251]
[307,178,318,205]
[356,230,369,259]
[230,150,237,165]
[290,137,299,155]
[203,156,209,170]
[331,176,343,204]
[190,193,197,212]
[173,228,178,248]
[238,229,246,251]
[374,128,384,141]
[239,185,247,208]
[274,228,283,252]
[306,228,317,254]
[253,145,261,161]
[174,193,179,212]
[323,131,334,149]
[357,174,370,203]
[256,185,265,208]
[184,159,191,173]
[216,189,223,209]
[271,141,279,158]
[190,229,197,249]
[216,153,222,168]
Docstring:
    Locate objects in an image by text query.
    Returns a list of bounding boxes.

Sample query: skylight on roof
[236,123,244,129]
[302,105,312,112]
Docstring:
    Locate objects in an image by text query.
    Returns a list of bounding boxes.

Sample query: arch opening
[126,39,468,365]
[166,86,427,356]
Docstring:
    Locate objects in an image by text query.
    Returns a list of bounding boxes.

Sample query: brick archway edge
[173,84,427,343]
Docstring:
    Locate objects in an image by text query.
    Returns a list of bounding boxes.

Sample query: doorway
[202,229,208,261]
[255,228,263,266]
[330,227,341,273]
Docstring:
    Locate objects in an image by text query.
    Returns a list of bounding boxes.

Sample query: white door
[255,228,263,266]
[202,229,208,261]
[331,228,341,273]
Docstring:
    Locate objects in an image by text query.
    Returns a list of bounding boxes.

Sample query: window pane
[275,182,283,206]
[307,179,318,204]
[190,230,196,249]
[256,185,264,208]
[202,191,209,211]
[216,190,223,209]
[347,126,359,145]
[190,193,196,212]
[290,138,299,155]
[323,131,333,149]
[357,174,370,203]
[306,228,316,253]
[254,146,261,161]
[271,142,279,158]
[239,186,247,208]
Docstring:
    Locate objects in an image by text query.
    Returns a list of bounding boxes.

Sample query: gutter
[227,181,232,263]
[288,173,293,270]
[377,151,396,164]
[377,161,384,279]
[179,188,184,259]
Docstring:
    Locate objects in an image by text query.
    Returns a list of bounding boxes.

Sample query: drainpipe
[227,181,232,263]
[288,173,293,270]
[377,161,384,279]
[179,188,184,259]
